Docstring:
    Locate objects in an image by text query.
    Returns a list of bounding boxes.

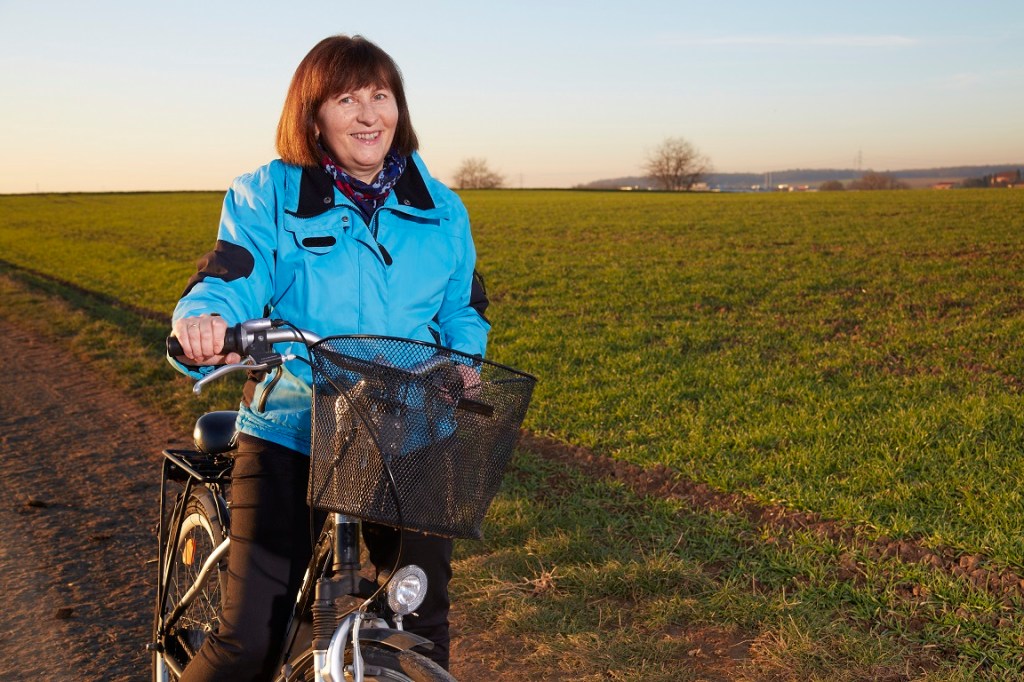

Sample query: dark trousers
[181,435,452,681]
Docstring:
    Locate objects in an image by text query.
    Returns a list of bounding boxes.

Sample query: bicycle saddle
[193,410,239,455]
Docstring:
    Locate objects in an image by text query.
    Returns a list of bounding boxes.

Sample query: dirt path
[0,321,188,680]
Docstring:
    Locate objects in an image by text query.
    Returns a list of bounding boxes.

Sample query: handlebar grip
[166,336,185,358]
[456,397,494,418]
[424,364,495,416]
[166,325,243,359]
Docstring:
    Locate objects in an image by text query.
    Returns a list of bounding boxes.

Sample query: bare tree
[452,158,505,189]
[644,137,711,191]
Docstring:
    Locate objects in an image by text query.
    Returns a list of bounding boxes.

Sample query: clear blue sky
[1,0,1022,193]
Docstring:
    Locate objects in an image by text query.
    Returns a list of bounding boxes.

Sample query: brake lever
[192,354,296,395]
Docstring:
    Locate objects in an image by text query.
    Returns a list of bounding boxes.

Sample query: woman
[169,35,489,680]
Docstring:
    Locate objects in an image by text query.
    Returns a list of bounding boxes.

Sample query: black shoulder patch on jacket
[182,240,256,296]
[471,269,490,321]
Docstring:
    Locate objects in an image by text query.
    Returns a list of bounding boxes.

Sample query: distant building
[992,171,1021,187]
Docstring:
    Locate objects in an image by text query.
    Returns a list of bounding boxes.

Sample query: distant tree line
[820,168,1022,191]
[450,151,1018,193]
[961,169,1021,188]
[818,171,909,191]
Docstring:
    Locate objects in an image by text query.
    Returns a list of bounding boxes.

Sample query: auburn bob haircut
[276,35,419,167]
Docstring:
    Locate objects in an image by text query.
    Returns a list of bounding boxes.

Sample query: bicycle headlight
[386,565,428,615]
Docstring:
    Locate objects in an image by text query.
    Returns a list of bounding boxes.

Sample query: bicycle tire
[153,486,229,681]
[277,643,457,681]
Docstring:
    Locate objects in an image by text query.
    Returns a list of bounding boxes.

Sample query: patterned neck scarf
[320,148,407,221]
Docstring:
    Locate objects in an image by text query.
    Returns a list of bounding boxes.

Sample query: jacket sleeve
[436,201,490,358]
[167,168,279,378]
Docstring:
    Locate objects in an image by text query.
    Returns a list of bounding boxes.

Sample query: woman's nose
[355,101,377,124]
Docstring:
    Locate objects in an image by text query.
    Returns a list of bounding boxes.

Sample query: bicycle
[151,318,536,681]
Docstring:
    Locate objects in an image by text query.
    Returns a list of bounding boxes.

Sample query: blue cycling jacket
[169,153,490,454]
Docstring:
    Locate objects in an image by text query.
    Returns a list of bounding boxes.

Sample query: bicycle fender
[358,627,434,652]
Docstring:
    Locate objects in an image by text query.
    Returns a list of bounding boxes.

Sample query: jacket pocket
[282,213,346,256]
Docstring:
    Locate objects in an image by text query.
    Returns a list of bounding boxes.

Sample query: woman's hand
[430,362,482,405]
[171,314,242,365]
[455,363,482,398]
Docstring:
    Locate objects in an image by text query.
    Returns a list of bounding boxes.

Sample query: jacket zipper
[369,210,393,265]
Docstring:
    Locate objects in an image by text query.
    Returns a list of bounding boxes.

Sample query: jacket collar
[290,156,436,218]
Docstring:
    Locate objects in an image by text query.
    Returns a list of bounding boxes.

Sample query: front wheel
[279,644,456,681]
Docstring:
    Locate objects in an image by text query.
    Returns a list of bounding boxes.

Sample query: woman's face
[316,85,399,183]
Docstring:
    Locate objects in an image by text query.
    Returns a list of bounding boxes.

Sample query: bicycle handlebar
[167,319,323,360]
[167,319,326,393]
[166,318,488,410]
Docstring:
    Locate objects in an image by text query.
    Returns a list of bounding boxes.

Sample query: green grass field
[3,187,1024,679]
[463,189,1024,564]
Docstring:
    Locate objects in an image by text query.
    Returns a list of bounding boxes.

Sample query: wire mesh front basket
[308,336,536,539]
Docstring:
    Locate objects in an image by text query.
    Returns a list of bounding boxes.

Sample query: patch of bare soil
[0,321,188,680]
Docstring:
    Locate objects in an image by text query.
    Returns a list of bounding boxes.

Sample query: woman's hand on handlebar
[172,314,242,365]
[434,362,483,405]
[455,363,482,398]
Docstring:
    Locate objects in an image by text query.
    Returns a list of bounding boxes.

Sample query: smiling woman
[166,34,489,681]
[275,35,418,171]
